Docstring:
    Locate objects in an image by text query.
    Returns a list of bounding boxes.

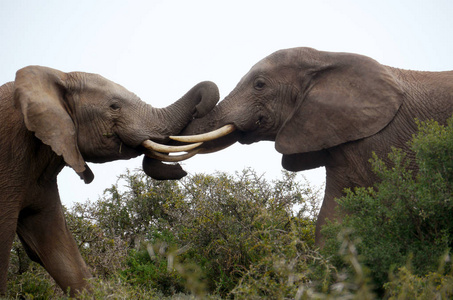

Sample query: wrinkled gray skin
[0,66,219,296]
[182,47,453,245]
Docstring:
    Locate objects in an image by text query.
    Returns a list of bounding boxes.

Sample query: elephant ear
[14,66,94,183]
[275,52,404,155]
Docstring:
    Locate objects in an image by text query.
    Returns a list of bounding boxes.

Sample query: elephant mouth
[142,124,236,162]
[237,133,258,145]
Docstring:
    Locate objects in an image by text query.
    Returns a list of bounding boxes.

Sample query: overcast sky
[1,0,452,207]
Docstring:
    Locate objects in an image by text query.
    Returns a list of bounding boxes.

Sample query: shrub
[166,169,322,297]
[9,114,453,298]
[91,168,323,297]
[6,262,57,299]
[322,118,453,296]
[121,247,185,296]
[385,264,453,299]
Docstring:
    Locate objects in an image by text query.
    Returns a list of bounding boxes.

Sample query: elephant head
[173,47,403,159]
[13,65,219,182]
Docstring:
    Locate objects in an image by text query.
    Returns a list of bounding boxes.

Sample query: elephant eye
[254,78,266,90]
[110,102,121,111]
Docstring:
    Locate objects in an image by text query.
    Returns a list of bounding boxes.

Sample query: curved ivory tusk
[170,124,236,143]
[145,148,201,162]
[142,140,203,153]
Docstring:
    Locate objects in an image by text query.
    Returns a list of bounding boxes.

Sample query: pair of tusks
[142,124,235,162]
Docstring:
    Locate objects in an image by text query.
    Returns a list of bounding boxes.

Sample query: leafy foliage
[6,118,453,299]
[322,118,453,297]
[173,170,322,297]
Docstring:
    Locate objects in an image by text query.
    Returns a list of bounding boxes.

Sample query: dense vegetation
[5,118,453,299]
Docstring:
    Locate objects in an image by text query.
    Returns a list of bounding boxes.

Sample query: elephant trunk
[153,81,220,138]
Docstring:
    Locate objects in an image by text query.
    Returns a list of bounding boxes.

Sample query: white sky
[1,0,452,207]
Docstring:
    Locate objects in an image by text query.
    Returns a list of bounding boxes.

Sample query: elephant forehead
[69,72,138,101]
[267,47,323,67]
[247,58,276,75]
[68,72,117,92]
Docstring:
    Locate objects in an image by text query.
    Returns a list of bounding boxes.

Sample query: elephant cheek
[142,156,187,180]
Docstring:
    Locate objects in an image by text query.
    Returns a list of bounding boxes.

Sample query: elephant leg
[0,205,19,296]
[315,194,339,247]
[16,184,92,296]
[315,167,352,246]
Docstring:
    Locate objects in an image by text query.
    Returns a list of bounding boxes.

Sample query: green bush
[121,247,184,296]
[322,118,453,296]
[6,168,324,299]
[385,265,453,299]
[6,263,57,300]
[10,114,453,299]
[168,170,322,297]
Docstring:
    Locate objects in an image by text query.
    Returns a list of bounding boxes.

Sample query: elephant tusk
[170,124,236,143]
[144,148,201,162]
[142,140,203,153]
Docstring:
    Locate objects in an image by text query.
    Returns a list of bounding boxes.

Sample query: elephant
[0,65,219,296]
[169,47,453,245]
